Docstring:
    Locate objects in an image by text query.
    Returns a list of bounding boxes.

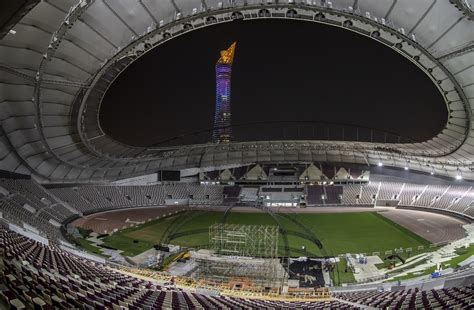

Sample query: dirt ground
[72,206,186,233]
[377,208,467,244]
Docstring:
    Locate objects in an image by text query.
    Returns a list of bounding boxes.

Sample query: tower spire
[217,42,236,65]
[212,42,236,143]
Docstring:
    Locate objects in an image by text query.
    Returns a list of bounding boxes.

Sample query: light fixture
[455,175,462,180]
[8,29,16,35]
[404,167,409,171]
[430,171,434,175]
[378,162,383,167]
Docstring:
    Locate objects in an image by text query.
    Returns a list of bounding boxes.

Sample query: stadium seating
[240,187,259,202]
[324,186,343,204]
[339,182,474,219]
[50,183,224,213]
[0,178,77,240]
[306,185,325,205]
[335,285,473,309]
[2,228,472,309]
[223,185,241,203]
[2,177,473,243]
[341,184,361,205]
[0,228,360,309]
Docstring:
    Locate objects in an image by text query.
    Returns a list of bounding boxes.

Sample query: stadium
[0,0,473,309]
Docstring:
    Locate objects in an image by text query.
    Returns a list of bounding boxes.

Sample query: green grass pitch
[99,210,431,257]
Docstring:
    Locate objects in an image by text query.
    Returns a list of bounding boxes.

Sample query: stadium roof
[0,0,473,182]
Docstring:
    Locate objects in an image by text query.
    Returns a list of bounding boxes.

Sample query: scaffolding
[193,224,285,290]
[209,223,278,258]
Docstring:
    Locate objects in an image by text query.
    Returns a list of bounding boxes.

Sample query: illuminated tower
[212,42,236,143]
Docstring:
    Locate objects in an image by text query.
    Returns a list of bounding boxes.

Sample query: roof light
[9,29,16,35]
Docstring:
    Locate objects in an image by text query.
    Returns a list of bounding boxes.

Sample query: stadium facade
[212,42,236,144]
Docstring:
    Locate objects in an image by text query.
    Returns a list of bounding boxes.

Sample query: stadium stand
[358,182,380,205]
[240,187,259,202]
[324,186,343,204]
[341,184,361,205]
[0,178,78,240]
[2,177,474,242]
[223,185,241,203]
[398,183,426,206]
[377,182,403,200]
[0,228,358,309]
[50,184,224,213]
[335,285,473,309]
[306,185,325,206]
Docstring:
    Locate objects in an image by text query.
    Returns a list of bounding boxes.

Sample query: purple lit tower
[212,42,236,143]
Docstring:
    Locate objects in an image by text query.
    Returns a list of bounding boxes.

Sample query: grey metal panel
[42,116,70,127]
[140,0,177,25]
[41,102,72,116]
[3,23,50,54]
[2,116,36,133]
[81,0,138,48]
[46,135,75,147]
[54,40,102,73]
[0,83,34,102]
[67,20,115,58]
[357,0,395,20]
[65,167,82,180]
[0,153,23,172]
[7,129,40,147]
[173,156,188,167]
[175,0,203,16]
[0,103,35,120]
[0,46,40,70]
[49,164,72,179]
[430,18,474,56]
[186,155,201,166]
[284,150,299,162]
[409,1,462,47]
[46,56,92,81]
[104,168,121,179]
[104,0,154,35]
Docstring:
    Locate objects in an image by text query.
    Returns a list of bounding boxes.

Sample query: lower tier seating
[335,285,473,309]
[0,228,358,309]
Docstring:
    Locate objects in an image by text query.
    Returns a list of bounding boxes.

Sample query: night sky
[100,19,447,147]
